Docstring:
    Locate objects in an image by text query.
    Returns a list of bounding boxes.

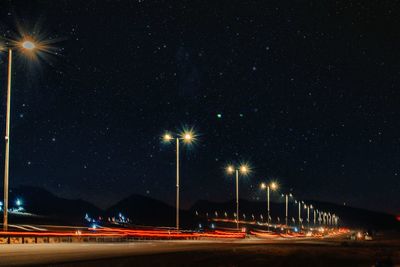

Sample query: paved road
[0,238,398,267]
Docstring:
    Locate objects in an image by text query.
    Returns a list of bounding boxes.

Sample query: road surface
[1,238,399,267]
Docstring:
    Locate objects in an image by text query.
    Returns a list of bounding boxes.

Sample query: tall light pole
[2,40,37,231]
[260,181,278,231]
[282,193,292,228]
[163,129,195,230]
[312,205,316,226]
[296,200,302,230]
[226,163,249,230]
[305,204,310,229]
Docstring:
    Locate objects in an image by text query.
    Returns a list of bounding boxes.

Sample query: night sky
[0,0,399,214]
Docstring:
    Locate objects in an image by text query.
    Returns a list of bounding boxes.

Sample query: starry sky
[0,0,399,214]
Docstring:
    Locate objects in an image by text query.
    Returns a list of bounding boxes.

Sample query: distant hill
[1,185,102,225]
[1,186,398,230]
[106,194,194,228]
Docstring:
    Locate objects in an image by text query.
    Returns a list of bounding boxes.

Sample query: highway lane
[2,237,395,267]
[0,241,215,266]
[0,239,335,265]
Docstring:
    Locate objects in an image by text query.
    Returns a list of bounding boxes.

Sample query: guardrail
[0,229,247,244]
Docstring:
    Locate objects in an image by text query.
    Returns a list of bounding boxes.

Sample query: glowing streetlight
[226,166,234,174]
[225,163,250,230]
[240,165,248,174]
[162,128,196,230]
[22,41,35,50]
[2,38,40,231]
[260,181,278,231]
[163,133,173,142]
[183,133,192,142]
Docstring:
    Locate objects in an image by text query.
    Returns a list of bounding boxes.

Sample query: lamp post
[312,206,316,226]
[297,201,302,229]
[163,129,195,230]
[260,182,278,231]
[282,193,293,228]
[2,40,37,231]
[305,204,310,229]
[226,163,249,230]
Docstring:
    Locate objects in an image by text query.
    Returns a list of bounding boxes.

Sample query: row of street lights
[161,128,339,231]
[1,37,339,232]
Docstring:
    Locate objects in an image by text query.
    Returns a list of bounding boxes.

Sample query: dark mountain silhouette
[1,186,398,231]
[1,185,101,225]
[106,194,194,228]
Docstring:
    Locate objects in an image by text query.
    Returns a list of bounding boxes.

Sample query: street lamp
[162,128,196,230]
[309,204,316,227]
[2,38,39,231]
[304,204,311,229]
[281,192,293,228]
[260,181,278,231]
[295,200,303,230]
[226,163,250,230]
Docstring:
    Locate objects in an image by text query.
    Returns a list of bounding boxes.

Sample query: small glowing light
[15,199,22,206]
[184,133,192,140]
[356,232,363,239]
[22,41,36,50]
[270,182,278,191]
[163,133,173,142]
[226,165,235,174]
[180,127,197,144]
[260,182,266,189]
[239,164,249,174]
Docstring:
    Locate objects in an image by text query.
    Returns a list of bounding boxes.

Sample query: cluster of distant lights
[85,212,130,228]
[0,198,23,212]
